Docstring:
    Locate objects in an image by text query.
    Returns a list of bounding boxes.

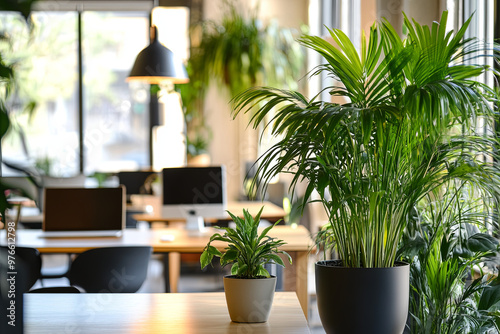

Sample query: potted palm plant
[232,11,500,334]
[200,207,292,323]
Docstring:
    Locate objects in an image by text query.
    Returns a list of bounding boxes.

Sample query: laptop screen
[43,187,125,232]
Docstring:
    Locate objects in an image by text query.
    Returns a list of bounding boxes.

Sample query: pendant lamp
[127,25,188,84]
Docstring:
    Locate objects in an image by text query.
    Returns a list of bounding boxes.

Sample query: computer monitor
[162,166,227,232]
[117,171,158,203]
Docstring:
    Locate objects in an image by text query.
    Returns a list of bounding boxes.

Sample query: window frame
[1,1,198,175]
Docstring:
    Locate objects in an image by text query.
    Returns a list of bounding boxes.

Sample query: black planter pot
[315,260,409,334]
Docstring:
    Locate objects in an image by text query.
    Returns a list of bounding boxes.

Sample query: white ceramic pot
[223,275,277,323]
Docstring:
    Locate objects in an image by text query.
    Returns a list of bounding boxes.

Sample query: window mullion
[78,11,84,174]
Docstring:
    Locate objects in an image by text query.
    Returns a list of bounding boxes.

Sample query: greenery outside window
[0,9,151,176]
[0,11,79,176]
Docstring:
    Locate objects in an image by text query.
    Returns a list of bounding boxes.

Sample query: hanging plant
[177,2,305,158]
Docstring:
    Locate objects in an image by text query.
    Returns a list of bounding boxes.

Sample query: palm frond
[231,11,500,270]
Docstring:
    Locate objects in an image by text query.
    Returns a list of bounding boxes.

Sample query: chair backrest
[68,246,152,293]
[0,246,41,293]
[28,286,81,293]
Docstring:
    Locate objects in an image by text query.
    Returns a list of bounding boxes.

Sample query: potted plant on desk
[232,11,500,334]
[200,207,292,323]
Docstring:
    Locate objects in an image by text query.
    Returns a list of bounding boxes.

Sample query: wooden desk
[133,201,286,224]
[10,201,285,226]
[24,292,311,333]
[0,225,311,317]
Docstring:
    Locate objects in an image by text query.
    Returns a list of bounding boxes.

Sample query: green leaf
[265,253,285,267]
[467,233,498,253]
[0,106,10,139]
[0,62,13,80]
[279,250,293,265]
[0,184,9,219]
[221,248,238,266]
[24,101,37,123]
[257,221,278,243]
[231,262,239,276]
[478,280,500,312]
[257,266,270,278]
[200,250,213,270]
[207,245,222,257]
[361,109,373,146]
[236,263,248,276]
[0,0,38,22]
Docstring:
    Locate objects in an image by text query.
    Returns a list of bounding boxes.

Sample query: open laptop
[41,187,125,238]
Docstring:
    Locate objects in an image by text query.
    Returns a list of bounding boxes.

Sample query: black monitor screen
[43,187,124,231]
[162,167,224,205]
[118,171,157,195]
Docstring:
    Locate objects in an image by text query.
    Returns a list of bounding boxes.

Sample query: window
[82,12,149,173]
[307,0,360,102]
[0,5,182,176]
[1,12,79,176]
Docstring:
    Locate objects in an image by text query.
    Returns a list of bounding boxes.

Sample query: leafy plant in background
[283,194,307,226]
[200,207,292,278]
[0,10,71,166]
[399,184,500,333]
[232,11,500,269]
[177,1,305,159]
[0,0,38,224]
[186,125,210,159]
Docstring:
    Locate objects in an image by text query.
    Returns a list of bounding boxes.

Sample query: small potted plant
[200,207,292,323]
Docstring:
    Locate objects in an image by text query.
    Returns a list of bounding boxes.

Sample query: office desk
[24,292,311,333]
[133,200,286,224]
[11,200,286,226]
[0,225,311,316]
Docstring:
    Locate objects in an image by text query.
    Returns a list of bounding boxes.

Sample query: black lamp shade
[127,26,188,84]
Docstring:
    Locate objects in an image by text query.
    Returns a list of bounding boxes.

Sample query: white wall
[376,0,445,36]
[202,0,308,201]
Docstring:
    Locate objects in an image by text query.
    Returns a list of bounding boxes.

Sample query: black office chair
[0,246,41,293]
[67,246,152,293]
[27,286,81,293]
